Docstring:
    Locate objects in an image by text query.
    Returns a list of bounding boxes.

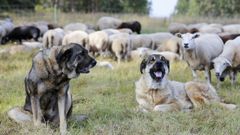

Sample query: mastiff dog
[135,54,236,112]
[8,43,96,135]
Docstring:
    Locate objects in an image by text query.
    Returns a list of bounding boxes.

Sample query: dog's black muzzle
[77,58,97,74]
[150,61,166,81]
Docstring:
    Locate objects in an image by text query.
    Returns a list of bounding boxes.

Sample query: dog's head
[56,43,97,79]
[140,54,170,82]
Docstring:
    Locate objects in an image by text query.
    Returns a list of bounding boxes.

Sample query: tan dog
[135,54,236,112]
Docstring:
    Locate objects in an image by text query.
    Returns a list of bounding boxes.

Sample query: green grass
[1,13,240,135]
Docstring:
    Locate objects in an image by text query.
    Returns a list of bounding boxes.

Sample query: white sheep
[42,28,65,48]
[129,34,154,50]
[146,32,173,48]
[199,24,223,33]
[176,33,224,83]
[0,26,7,44]
[97,16,122,30]
[64,23,88,33]
[168,23,188,34]
[223,24,240,34]
[0,20,14,34]
[62,30,88,47]
[109,33,131,63]
[87,31,109,56]
[212,36,240,86]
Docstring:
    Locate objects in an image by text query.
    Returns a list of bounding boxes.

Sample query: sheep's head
[212,57,232,81]
[176,33,200,50]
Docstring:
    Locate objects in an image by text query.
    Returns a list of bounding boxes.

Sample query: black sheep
[2,26,40,45]
[118,21,141,34]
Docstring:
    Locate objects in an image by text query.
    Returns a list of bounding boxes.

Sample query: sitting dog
[8,43,96,135]
[135,54,236,112]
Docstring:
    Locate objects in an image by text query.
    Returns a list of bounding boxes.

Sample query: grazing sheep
[157,37,181,54]
[42,28,65,48]
[212,37,240,86]
[223,24,240,34]
[146,32,173,48]
[199,24,223,33]
[64,23,88,33]
[109,33,131,63]
[117,21,141,34]
[218,33,240,43]
[97,16,122,30]
[130,34,154,50]
[0,19,14,34]
[33,24,48,37]
[87,31,109,56]
[187,23,207,33]
[118,28,133,34]
[168,23,188,34]
[0,26,7,44]
[176,33,224,83]
[62,30,88,47]
[2,26,40,44]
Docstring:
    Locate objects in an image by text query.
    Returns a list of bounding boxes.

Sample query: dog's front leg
[153,103,180,112]
[31,95,42,126]
[58,86,68,135]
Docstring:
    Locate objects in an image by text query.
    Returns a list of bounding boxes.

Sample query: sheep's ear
[225,60,232,67]
[175,33,182,38]
[193,33,200,39]
[140,58,147,74]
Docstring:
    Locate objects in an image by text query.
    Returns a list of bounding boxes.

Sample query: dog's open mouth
[150,68,165,81]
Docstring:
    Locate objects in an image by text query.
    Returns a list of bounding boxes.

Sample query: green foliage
[0,0,149,14]
[176,0,240,17]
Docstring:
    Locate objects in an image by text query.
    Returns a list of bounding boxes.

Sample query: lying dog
[135,54,236,112]
[8,43,96,135]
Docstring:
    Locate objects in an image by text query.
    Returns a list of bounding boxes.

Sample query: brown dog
[135,54,236,112]
[8,43,96,135]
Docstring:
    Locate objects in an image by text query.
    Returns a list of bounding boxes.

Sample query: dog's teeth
[154,72,162,77]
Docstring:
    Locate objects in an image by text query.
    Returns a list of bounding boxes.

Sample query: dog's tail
[8,107,32,123]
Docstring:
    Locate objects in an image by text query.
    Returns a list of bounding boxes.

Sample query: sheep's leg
[230,70,237,85]
[204,67,211,83]
[191,69,198,80]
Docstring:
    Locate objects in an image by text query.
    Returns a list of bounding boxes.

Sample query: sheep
[156,37,181,54]
[168,23,188,34]
[187,23,207,33]
[108,33,131,63]
[118,28,133,34]
[64,23,88,33]
[129,34,154,50]
[199,24,223,33]
[212,37,240,86]
[102,29,120,36]
[97,16,122,30]
[0,19,14,34]
[42,28,65,48]
[87,31,109,56]
[218,33,240,43]
[62,30,88,48]
[223,24,240,34]
[146,32,173,48]
[2,26,40,45]
[176,33,224,83]
[0,26,7,44]
[117,21,141,34]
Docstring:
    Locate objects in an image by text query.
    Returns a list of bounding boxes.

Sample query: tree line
[0,0,150,14]
[175,0,240,17]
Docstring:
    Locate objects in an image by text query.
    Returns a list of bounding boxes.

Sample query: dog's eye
[161,56,165,61]
[150,57,155,63]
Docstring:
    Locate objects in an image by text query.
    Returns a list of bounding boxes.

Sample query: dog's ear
[56,47,73,65]
[140,58,147,74]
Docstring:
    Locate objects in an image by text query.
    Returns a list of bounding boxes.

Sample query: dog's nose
[91,60,97,67]
[184,43,189,48]
[156,61,163,67]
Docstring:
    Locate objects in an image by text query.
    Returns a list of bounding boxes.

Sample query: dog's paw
[153,104,172,112]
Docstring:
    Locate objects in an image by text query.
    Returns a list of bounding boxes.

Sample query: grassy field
[1,13,240,135]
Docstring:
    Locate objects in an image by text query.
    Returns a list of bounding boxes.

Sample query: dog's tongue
[154,71,162,78]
